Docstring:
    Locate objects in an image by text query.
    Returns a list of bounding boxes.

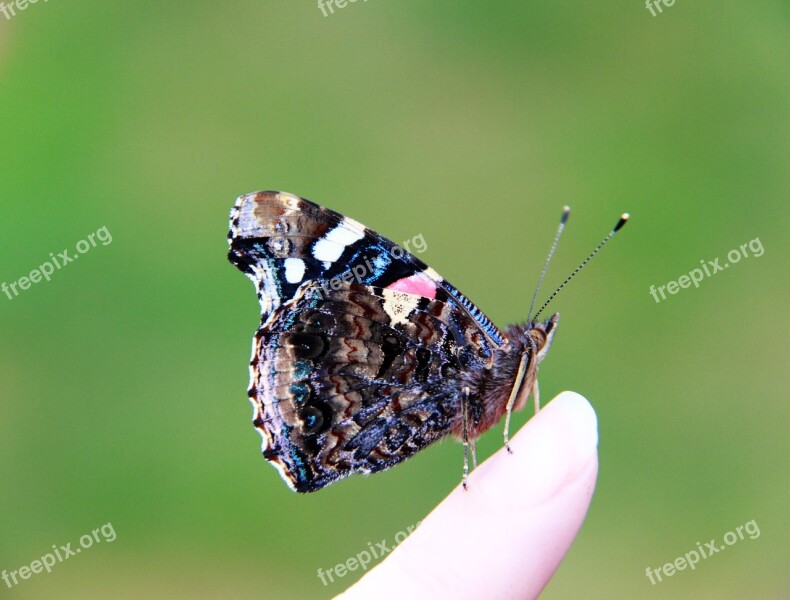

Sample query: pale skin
[337,391,599,600]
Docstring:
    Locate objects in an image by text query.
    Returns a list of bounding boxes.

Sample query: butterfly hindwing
[248,280,499,491]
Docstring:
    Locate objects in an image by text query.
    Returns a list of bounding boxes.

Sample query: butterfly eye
[529,330,547,350]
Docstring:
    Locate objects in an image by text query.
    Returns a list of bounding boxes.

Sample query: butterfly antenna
[527,205,571,322]
[532,212,630,322]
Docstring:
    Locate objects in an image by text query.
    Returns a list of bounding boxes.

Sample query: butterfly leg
[503,411,514,454]
[503,352,530,453]
[462,386,471,490]
[533,379,541,414]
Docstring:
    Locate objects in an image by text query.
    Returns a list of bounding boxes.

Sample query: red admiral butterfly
[228,191,628,492]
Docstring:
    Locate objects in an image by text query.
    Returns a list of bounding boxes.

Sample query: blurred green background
[0,1,787,598]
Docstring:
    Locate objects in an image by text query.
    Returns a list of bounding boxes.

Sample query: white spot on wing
[284,258,306,284]
[423,267,444,282]
[381,288,420,327]
[245,262,279,321]
[312,219,365,263]
[344,216,366,231]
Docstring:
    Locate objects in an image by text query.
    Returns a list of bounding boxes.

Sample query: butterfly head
[496,313,559,419]
[527,312,559,363]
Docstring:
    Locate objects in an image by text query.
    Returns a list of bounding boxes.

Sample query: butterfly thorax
[455,313,559,439]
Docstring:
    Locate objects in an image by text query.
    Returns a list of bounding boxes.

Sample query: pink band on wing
[385,274,437,298]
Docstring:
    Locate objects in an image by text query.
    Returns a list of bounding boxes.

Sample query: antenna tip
[561,205,571,224]
[614,212,630,232]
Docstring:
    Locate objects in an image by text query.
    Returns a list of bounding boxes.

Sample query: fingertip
[473,390,598,507]
[339,391,600,600]
[530,390,598,449]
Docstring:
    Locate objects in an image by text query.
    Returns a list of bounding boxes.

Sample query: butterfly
[228,191,627,492]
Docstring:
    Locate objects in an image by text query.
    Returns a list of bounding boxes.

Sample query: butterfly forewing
[229,191,506,344]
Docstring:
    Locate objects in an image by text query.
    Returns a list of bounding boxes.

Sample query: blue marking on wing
[438,281,507,347]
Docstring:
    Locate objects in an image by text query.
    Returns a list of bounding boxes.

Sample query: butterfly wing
[228,191,507,491]
[228,191,506,346]
[248,282,495,492]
